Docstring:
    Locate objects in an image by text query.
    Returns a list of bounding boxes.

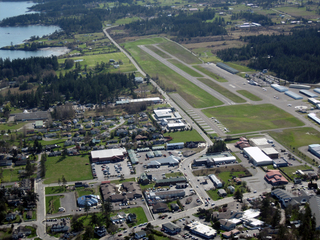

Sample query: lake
[0,1,68,60]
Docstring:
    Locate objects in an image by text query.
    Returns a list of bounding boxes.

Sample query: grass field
[2,168,23,182]
[0,122,26,131]
[45,186,67,195]
[202,104,304,134]
[46,195,63,214]
[269,127,320,166]
[193,65,228,82]
[226,62,256,72]
[236,90,262,101]
[193,165,250,177]
[165,172,183,178]
[110,177,136,184]
[111,207,147,227]
[168,59,203,77]
[146,45,171,58]
[281,165,313,180]
[158,41,201,64]
[76,187,99,197]
[198,78,246,103]
[164,130,204,143]
[44,155,92,184]
[124,38,223,108]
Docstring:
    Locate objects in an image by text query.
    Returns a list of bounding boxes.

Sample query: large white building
[91,148,126,163]
[243,147,272,166]
[187,221,217,239]
[208,174,223,188]
[154,109,172,119]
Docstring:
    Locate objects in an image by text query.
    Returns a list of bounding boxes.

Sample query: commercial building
[187,221,217,239]
[148,155,180,168]
[285,91,303,100]
[261,147,279,159]
[243,147,273,166]
[216,62,238,74]
[162,222,181,235]
[271,188,293,206]
[208,174,223,188]
[309,196,320,230]
[194,152,236,167]
[265,170,288,185]
[273,159,288,167]
[91,148,126,163]
[309,144,320,158]
[299,90,318,98]
[155,176,187,186]
[145,189,185,200]
[100,181,142,202]
[154,109,172,119]
[153,202,169,213]
[167,142,184,150]
[271,84,288,92]
[167,122,186,130]
[249,138,269,146]
[14,111,50,121]
[128,149,138,165]
[77,195,99,207]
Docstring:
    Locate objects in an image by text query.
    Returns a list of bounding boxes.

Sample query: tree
[58,178,61,187]
[234,188,243,202]
[90,213,100,226]
[62,175,67,186]
[84,202,90,216]
[83,225,94,240]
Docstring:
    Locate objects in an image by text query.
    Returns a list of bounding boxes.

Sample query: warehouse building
[271,84,288,92]
[155,176,187,186]
[314,88,320,94]
[261,147,279,159]
[91,148,126,163]
[289,84,311,89]
[273,159,288,168]
[128,149,138,164]
[309,144,320,158]
[194,152,236,167]
[299,90,318,98]
[208,174,223,188]
[167,122,186,130]
[249,138,269,146]
[285,91,303,100]
[308,98,320,106]
[243,147,273,166]
[167,142,184,150]
[187,221,217,239]
[148,155,180,168]
[154,109,172,119]
[308,113,320,125]
[216,62,238,74]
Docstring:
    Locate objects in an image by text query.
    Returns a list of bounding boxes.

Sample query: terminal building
[243,147,273,166]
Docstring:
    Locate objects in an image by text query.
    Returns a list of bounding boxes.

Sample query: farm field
[124,38,223,108]
[202,104,304,134]
[237,90,262,101]
[198,78,246,103]
[44,155,92,184]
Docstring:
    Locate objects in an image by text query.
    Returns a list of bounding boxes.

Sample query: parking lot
[91,161,132,180]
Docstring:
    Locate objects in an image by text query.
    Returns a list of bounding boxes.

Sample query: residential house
[127,213,137,222]
[171,203,180,211]
[218,189,227,197]
[51,223,70,233]
[135,230,147,239]
[6,213,16,221]
[94,226,107,237]
[116,129,128,136]
[64,140,75,146]
[12,226,32,239]
[162,222,181,234]
[227,186,235,193]
[111,212,126,224]
[26,211,33,219]
[220,219,237,231]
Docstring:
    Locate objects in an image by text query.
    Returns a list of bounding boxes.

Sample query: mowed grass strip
[193,65,228,82]
[237,90,262,101]
[198,78,246,103]
[158,41,201,64]
[168,59,203,77]
[164,130,204,143]
[146,45,171,58]
[202,104,304,134]
[44,155,92,184]
[46,195,63,214]
[124,39,223,108]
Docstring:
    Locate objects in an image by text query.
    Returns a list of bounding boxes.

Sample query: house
[51,223,70,233]
[162,222,181,234]
[12,226,32,239]
[220,219,237,231]
[94,226,107,237]
[212,209,243,220]
[171,203,180,211]
[6,213,16,221]
[153,202,169,213]
[218,189,227,197]
[127,213,137,222]
[135,77,144,83]
[222,229,240,239]
[234,177,242,185]
[138,172,152,185]
[26,211,33,219]
[111,212,126,224]
[135,230,147,239]
[116,129,128,136]
[227,186,235,193]
[265,170,289,185]
[91,128,100,135]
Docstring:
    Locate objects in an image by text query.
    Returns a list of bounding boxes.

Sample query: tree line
[217,28,320,83]
[125,8,227,38]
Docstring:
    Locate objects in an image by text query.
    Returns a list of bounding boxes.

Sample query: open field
[110,177,136,184]
[164,130,204,143]
[46,195,63,214]
[44,155,92,184]
[1,168,23,182]
[276,6,318,17]
[280,165,313,180]
[167,59,203,77]
[193,65,228,82]
[269,127,320,166]
[76,187,99,197]
[124,38,223,108]
[146,45,171,58]
[158,41,201,64]
[0,122,27,131]
[202,104,304,134]
[45,186,67,195]
[237,90,262,101]
[193,165,251,177]
[198,78,246,103]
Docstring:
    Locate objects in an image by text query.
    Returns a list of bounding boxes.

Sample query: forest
[217,28,320,83]
[125,8,227,38]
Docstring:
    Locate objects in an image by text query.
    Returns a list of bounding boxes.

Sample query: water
[0,1,67,60]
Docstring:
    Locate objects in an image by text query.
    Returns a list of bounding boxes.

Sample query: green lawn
[202,104,304,134]
[44,155,92,184]
[76,187,99,197]
[193,65,228,82]
[165,172,183,178]
[269,127,320,166]
[198,78,246,103]
[164,130,204,143]
[146,45,171,58]
[45,186,67,195]
[237,90,262,101]
[158,41,201,64]
[0,122,27,131]
[46,195,63,214]
[111,207,148,227]
[281,165,313,180]
[124,38,223,108]
[140,182,155,191]
[1,167,24,183]
[110,177,136,184]
[168,59,203,77]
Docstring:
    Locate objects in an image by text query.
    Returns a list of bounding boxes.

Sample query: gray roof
[15,111,50,121]
[163,222,180,231]
[148,155,179,166]
[309,196,320,229]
